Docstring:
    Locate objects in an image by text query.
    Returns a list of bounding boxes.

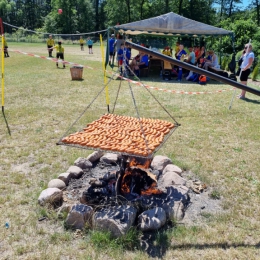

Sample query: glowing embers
[61,113,175,157]
[121,167,162,196]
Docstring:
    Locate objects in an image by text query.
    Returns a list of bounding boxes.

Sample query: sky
[239,0,249,8]
[214,0,249,10]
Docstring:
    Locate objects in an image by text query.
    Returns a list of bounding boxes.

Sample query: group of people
[46,33,254,99]
[46,34,94,68]
[160,43,218,81]
[160,41,254,99]
[79,36,93,54]
[109,34,146,76]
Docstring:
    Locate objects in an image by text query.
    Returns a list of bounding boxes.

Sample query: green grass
[0,42,260,259]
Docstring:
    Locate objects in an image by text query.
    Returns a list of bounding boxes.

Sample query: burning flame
[120,166,162,196]
[141,183,162,195]
[128,157,152,169]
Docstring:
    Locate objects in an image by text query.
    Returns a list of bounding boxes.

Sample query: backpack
[199,75,207,85]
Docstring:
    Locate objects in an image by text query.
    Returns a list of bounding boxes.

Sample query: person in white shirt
[237,44,254,99]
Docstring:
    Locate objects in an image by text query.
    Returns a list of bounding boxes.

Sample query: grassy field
[0,42,260,260]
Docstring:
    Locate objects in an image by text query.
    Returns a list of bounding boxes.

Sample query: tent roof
[113,12,233,37]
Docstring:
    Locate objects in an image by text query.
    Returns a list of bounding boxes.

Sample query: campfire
[38,152,213,237]
[117,157,163,198]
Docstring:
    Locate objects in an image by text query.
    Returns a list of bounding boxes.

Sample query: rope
[58,85,106,142]
[111,73,123,114]
[3,22,107,36]
[10,49,236,95]
[58,69,119,143]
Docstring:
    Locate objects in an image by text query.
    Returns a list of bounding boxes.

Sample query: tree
[215,18,258,54]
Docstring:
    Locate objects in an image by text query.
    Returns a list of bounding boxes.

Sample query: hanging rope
[3,21,107,36]
[57,70,119,143]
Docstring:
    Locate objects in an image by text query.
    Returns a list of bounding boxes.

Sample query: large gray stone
[162,200,185,221]
[100,153,119,164]
[138,207,166,232]
[151,155,172,173]
[93,205,137,237]
[162,172,186,186]
[58,172,72,185]
[38,188,63,206]
[166,186,189,203]
[48,179,66,190]
[67,166,83,179]
[74,157,92,170]
[87,151,104,163]
[162,164,182,176]
[65,204,94,229]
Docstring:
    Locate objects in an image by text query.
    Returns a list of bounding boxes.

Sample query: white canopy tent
[112,12,233,38]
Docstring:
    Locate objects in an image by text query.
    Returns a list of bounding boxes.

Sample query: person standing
[117,43,124,75]
[238,44,254,99]
[87,37,93,54]
[175,44,187,81]
[48,41,65,68]
[123,42,131,68]
[46,34,55,57]
[79,36,84,51]
[109,34,116,65]
[115,34,124,67]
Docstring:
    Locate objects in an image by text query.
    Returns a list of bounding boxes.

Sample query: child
[79,36,84,51]
[87,37,93,54]
[117,44,124,75]
[123,43,131,68]
[46,34,55,57]
[48,41,65,68]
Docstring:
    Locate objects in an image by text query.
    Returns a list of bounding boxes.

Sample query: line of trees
[1,0,260,54]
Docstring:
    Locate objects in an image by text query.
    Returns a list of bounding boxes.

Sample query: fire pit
[39,152,219,237]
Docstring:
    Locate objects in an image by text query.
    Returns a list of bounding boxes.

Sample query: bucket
[70,66,83,80]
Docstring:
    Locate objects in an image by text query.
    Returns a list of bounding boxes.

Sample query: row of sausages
[62,114,175,157]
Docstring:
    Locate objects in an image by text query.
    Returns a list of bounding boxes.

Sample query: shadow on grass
[139,228,260,259]
[241,97,260,104]
[106,71,224,85]
[169,241,260,250]
[1,108,11,135]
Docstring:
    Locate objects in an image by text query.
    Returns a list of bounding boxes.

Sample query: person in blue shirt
[123,43,131,67]
[175,44,187,81]
[132,52,149,76]
[109,34,116,65]
[87,37,93,54]
[138,53,149,69]
[117,44,124,74]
